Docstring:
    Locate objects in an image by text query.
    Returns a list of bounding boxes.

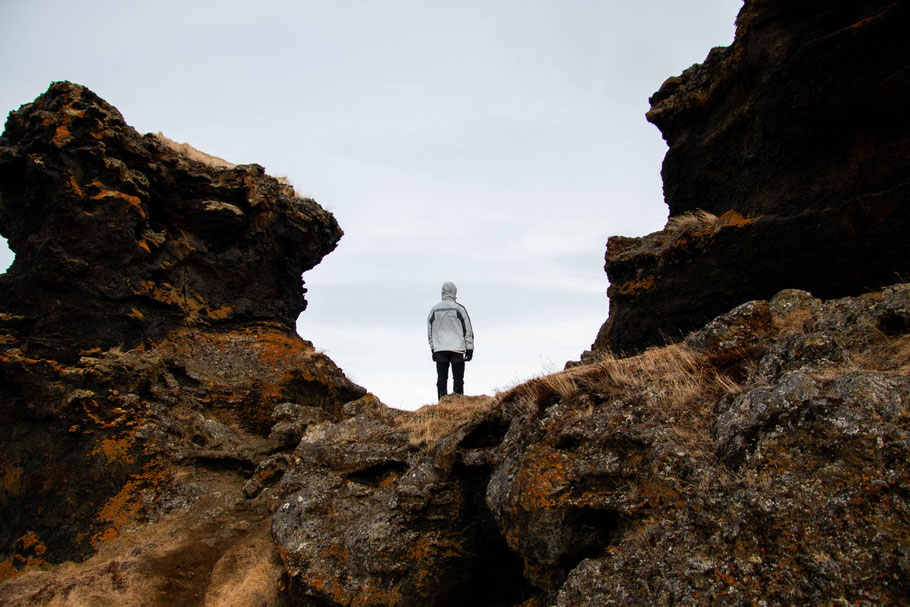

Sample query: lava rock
[593,0,910,355]
[0,82,365,574]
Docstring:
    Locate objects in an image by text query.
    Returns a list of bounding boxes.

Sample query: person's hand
[464,350,473,362]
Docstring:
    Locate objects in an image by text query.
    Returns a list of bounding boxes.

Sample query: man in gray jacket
[427,281,474,400]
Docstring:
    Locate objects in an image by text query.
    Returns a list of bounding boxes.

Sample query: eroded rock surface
[0,81,342,357]
[0,82,365,579]
[553,286,910,605]
[593,0,910,355]
[270,397,536,606]
[4,3,910,601]
[265,283,910,606]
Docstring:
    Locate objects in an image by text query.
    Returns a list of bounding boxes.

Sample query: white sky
[0,0,741,410]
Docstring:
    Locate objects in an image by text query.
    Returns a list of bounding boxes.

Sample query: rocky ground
[272,284,910,606]
[2,0,909,605]
[3,283,908,605]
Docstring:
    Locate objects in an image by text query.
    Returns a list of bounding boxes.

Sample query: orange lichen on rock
[715,209,760,229]
[611,275,656,298]
[67,174,85,198]
[0,532,52,581]
[90,463,167,551]
[90,189,146,217]
[154,324,362,429]
[92,432,138,466]
[52,125,72,146]
[514,447,573,511]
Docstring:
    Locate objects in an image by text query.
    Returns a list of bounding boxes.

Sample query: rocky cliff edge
[3,1,910,602]
[0,82,366,587]
[593,0,910,356]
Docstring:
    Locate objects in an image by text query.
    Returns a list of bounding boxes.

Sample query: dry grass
[153,133,292,187]
[395,394,496,448]
[509,343,739,413]
[498,343,747,459]
[772,306,819,337]
[0,471,282,607]
[153,132,236,169]
[203,529,284,607]
[857,331,910,377]
[665,209,719,232]
[395,344,746,455]
[895,334,910,374]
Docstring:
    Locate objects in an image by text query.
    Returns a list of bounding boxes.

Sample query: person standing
[427,281,474,400]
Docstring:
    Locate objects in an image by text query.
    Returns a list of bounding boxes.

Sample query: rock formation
[3,0,910,604]
[8,268,908,605]
[270,397,533,606]
[0,82,365,581]
[593,0,910,355]
[266,284,910,606]
[0,81,341,358]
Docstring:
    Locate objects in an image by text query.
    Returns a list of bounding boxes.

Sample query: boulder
[503,284,910,605]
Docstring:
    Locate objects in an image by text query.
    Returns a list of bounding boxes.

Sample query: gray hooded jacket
[427,282,474,354]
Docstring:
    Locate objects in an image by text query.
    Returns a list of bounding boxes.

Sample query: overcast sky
[0,0,741,410]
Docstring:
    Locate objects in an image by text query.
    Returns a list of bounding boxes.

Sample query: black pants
[434,351,464,399]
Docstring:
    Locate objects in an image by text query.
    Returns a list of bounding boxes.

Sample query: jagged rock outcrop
[0,82,366,579]
[270,395,535,606]
[553,285,910,605]
[4,280,907,605]
[268,284,910,606]
[593,0,910,355]
[5,1,910,601]
[0,81,341,358]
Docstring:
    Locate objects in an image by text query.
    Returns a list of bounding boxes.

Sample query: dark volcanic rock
[6,5,910,599]
[554,288,910,606]
[271,399,537,606]
[593,0,910,355]
[0,82,366,578]
[0,81,342,358]
[269,283,910,606]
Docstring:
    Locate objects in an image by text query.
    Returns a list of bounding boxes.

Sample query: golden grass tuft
[498,343,747,458]
[859,331,910,377]
[153,132,236,170]
[508,343,734,408]
[772,306,818,337]
[152,133,293,187]
[665,209,719,232]
[397,343,752,457]
[395,394,496,448]
[203,528,284,607]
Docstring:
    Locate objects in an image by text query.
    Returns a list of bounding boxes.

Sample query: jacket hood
[441,281,457,301]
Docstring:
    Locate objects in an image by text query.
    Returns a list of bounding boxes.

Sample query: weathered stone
[244,454,292,499]
[0,82,343,358]
[593,0,910,355]
[269,401,536,606]
[685,298,773,360]
[342,393,394,418]
[467,282,910,605]
[5,1,910,602]
[267,402,337,449]
[0,83,365,578]
[713,371,821,459]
